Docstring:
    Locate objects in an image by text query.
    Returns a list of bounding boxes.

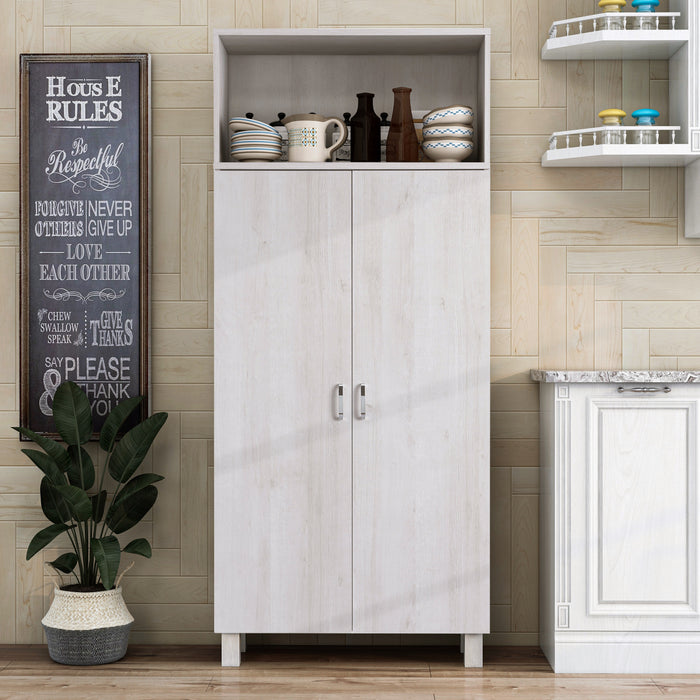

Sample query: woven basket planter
[42,587,134,665]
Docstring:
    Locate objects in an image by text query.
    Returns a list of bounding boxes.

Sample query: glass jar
[598,108,627,145]
[631,0,659,30]
[599,0,627,30]
[631,108,660,145]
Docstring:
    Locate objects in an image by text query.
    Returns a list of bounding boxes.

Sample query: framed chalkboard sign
[19,54,149,439]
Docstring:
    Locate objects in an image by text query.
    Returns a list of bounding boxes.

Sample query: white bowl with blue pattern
[423,124,474,141]
[423,105,474,126]
[422,139,474,162]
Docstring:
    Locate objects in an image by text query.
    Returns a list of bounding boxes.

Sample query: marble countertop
[531,370,700,383]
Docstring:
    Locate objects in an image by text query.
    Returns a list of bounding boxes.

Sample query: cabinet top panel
[215,28,490,56]
[531,370,700,383]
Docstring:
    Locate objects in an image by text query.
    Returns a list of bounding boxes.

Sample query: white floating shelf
[214,161,489,171]
[542,30,689,60]
[542,144,698,167]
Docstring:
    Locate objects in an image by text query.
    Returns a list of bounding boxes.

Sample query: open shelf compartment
[213,29,490,169]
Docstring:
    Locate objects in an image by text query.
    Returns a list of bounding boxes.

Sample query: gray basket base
[43,623,132,665]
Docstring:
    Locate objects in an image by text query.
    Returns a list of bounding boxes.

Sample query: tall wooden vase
[386,87,419,162]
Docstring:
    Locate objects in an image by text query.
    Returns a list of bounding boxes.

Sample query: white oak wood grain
[622,329,650,369]
[352,171,489,635]
[214,171,353,634]
[0,522,14,642]
[46,0,181,25]
[319,0,456,25]
[0,248,15,383]
[567,274,595,370]
[512,219,538,356]
[491,191,511,329]
[263,0,291,27]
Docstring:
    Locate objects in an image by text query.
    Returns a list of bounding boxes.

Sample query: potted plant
[13,381,167,665]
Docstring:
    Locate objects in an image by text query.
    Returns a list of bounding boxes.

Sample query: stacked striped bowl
[421,105,475,163]
[229,116,282,162]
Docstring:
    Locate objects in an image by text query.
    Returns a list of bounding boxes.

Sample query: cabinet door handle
[335,384,344,420]
[617,386,671,394]
[359,384,366,419]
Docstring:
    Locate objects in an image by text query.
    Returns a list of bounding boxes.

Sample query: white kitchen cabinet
[214,169,490,666]
[534,373,700,673]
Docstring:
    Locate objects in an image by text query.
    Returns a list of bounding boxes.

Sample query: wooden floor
[1,645,700,699]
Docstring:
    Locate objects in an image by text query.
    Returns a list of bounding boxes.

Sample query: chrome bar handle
[359,384,366,419]
[335,384,344,420]
[617,386,671,394]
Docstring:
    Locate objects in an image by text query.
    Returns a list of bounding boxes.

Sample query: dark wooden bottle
[350,92,381,162]
[386,87,419,162]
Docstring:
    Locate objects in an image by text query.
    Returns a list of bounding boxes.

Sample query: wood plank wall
[0,0,694,647]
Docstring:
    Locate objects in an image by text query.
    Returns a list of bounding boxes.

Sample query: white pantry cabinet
[214,169,490,666]
[535,373,700,673]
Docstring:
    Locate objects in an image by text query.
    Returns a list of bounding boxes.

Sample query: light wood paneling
[512,495,538,633]
[538,246,566,369]
[491,192,511,329]
[182,0,208,25]
[540,218,676,246]
[567,274,594,370]
[513,191,649,218]
[0,522,14,642]
[0,0,690,649]
[263,0,291,27]
[181,165,209,301]
[569,247,700,273]
[491,468,511,605]
[15,550,43,643]
[595,301,622,370]
[70,27,208,53]
[622,329,650,369]
[292,0,317,27]
[511,219,538,356]
[152,137,181,275]
[511,0,538,80]
[0,248,15,383]
[596,274,700,301]
[484,0,510,52]
[46,0,181,25]
[319,0,456,25]
[457,0,483,24]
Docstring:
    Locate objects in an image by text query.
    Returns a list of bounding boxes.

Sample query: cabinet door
[352,171,490,633]
[214,171,352,633]
[567,385,700,632]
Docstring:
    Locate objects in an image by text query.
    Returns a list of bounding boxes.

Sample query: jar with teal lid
[599,0,626,30]
[631,0,659,30]
[631,108,660,144]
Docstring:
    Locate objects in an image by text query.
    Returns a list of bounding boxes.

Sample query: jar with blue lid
[631,0,659,30]
[631,108,660,144]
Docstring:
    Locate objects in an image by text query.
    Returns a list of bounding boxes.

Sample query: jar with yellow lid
[598,109,626,144]
[599,0,627,30]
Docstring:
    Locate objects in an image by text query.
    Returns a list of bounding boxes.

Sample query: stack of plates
[229,117,282,161]
[421,105,475,163]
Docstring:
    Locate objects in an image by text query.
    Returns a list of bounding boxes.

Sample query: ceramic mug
[282,114,348,162]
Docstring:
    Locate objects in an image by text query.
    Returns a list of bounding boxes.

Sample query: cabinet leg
[222,633,242,667]
[462,634,483,668]
[241,633,247,652]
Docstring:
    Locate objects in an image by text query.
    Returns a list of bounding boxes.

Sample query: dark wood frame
[19,54,150,439]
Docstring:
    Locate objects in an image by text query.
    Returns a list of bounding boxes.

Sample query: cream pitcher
[282,114,347,162]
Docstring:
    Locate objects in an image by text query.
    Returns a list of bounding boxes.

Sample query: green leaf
[91,535,121,590]
[105,485,158,534]
[91,490,107,523]
[51,381,93,445]
[48,552,78,574]
[21,449,65,486]
[26,523,75,560]
[13,427,71,472]
[55,484,92,522]
[40,477,72,524]
[66,445,95,490]
[109,412,168,484]
[99,395,142,453]
[122,538,152,558]
[114,473,164,507]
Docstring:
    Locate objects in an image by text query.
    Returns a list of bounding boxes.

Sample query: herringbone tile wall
[0,0,694,646]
